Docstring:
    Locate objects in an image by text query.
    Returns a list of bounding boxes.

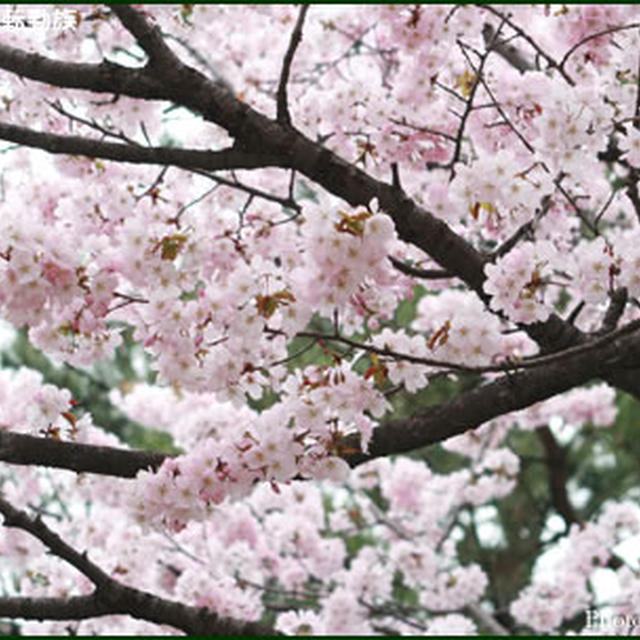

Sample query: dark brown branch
[110,5,176,68]
[464,603,509,636]
[191,169,301,213]
[635,53,640,132]
[482,22,535,74]
[554,175,599,236]
[469,38,535,153]
[492,194,552,259]
[558,23,640,73]
[625,170,640,224]
[298,317,640,376]
[0,122,283,172]
[0,9,498,297]
[47,98,141,146]
[0,496,278,635]
[0,431,169,477]
[277,5,310,126]
[445,35,495,172]
[341,323,640,466]
[536,425,580,528]
[0,595,112,621]
[0,43,167,99]
[389,117,457,142]
[593,188,617,229]
[0,320,639,478]
[2,320,639,479]
[388,256,453,280]
[599,288,628,334]
[478,5,575,85]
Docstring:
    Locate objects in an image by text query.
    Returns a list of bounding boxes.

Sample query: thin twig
[635,53,640,132]
[478,5,575,85]
[191,169,301,214]
[492,194,552,259]
[554,175,599,236]
[277,5,310,126]
[559,23,640,73]
[388,256,454,280]
[594,188,617,229]
[462,46,534,154]
[275,316,640,376]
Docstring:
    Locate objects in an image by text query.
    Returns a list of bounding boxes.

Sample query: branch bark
[2,320,638,478]
[0,595,112,620]
[0,122,285,172]
[0,495,278,635]
[342,324,640,466]
[536,426,580,528]
[0,431,168,477]
[0,43,167,98]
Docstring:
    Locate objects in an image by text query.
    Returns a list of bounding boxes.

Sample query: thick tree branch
[599,288,628,334]
[0,43,167,99]
[0,122,284,172]
[635,53,640,132]
[341,324,640,465]
[0,431,168,477]
[0,495,278,635]
[625,170,640,223]
[0,595,112,620]
[4,322,639,477]
[0,9,518,298]
[109,5,176,68]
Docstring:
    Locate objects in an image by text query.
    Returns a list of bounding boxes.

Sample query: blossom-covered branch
[2,317,638,478]
[0,495,278,635]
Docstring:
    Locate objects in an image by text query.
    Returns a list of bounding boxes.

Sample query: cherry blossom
[0,4,639,636]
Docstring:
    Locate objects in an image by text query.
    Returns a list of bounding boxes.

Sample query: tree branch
[536,426,580,528]
[558,23,640,73]
[482,22,535,74]
[277,5,310,126]
[0,122,283,172]
[109,5,176,69]
[2,327,640,479]
[0,431,169,477]
[297,317,640,376]
[0,595,112,621]
[478,5,575,85]
[0,43,167,99]
[341,323,640,465]
[464,602,509,636]
[388,255,454,280]
[0,495,278,635]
